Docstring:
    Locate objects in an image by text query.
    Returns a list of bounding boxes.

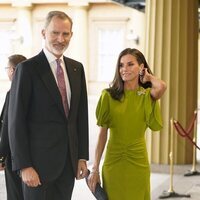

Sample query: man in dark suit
[0,54,26,200]
[8,11,89,200]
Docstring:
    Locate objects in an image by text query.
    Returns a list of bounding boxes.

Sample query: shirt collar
[43,47,64,64]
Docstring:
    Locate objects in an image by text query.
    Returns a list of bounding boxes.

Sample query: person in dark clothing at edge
[0,54,27,200]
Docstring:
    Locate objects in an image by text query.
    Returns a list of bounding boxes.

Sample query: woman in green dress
[88,48,167,200]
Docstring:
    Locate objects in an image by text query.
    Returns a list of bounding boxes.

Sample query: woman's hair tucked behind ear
[107,48,153,101]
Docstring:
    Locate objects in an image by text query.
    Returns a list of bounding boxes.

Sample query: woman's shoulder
[101,89,111,97]
[97,89,112,103]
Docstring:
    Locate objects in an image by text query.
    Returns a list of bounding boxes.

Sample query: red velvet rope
[173,111,200,151]
[186,111,197,134]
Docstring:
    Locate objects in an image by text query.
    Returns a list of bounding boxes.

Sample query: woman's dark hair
[8,54,27,69]
[107,48,152,101]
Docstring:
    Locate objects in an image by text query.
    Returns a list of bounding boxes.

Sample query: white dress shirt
[43,48,71,107]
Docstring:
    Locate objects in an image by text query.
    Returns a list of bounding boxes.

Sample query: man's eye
[63,33,71,37]
[52,32,59,35]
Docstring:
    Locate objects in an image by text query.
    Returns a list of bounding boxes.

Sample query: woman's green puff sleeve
[144,89,163,131]
[96,90,110,128]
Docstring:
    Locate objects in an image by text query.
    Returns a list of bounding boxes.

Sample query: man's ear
[70,31,73,39]
[10,68,15,77]
[41,29,46,39]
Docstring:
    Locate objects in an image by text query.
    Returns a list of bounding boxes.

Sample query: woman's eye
[128,63,134,66]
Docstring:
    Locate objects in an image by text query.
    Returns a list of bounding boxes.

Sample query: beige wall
[88,3,145,95]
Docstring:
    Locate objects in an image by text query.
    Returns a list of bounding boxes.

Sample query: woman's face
[119,54,142,83]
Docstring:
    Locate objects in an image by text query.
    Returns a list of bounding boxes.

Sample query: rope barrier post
[169,118,174,193]
[159,118,191,199]
[184,110,200,176]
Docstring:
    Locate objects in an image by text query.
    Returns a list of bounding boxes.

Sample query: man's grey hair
[44,10,73,30]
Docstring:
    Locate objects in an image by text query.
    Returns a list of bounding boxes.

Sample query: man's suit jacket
[8,51,89,182]
[0,92,10,163]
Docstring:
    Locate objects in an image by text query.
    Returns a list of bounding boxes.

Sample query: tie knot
[56,59,61,65]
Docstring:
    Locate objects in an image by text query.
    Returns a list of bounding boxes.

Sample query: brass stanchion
[184,110,200,176]
[159,119,191,199]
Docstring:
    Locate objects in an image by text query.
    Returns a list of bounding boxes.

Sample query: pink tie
[56,59,69,117]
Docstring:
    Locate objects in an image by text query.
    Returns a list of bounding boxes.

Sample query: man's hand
[0,157,5,170]
[76,160,88,180]
[21,167,41,187]
[0,163,5,170]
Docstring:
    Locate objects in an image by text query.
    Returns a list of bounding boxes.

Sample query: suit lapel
[34,51,66,117]
[63,57,79,117]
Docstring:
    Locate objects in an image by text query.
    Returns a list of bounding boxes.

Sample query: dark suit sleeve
[0,95,6,134]
[8,63,32,171]
[77,65,89,160]
[0,92,10,159]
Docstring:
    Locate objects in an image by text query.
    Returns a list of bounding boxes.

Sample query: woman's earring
[139,70,144,76]
[139,69,144,83]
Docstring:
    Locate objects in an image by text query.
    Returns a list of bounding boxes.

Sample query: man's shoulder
[15,51,46,75]
[63,56,82,66]
[27,51,44,62]
[19,51,45,66]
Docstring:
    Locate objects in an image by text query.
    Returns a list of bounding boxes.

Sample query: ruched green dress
[96,87,163,200]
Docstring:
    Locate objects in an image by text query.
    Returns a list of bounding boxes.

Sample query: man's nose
[57,34,65,42]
